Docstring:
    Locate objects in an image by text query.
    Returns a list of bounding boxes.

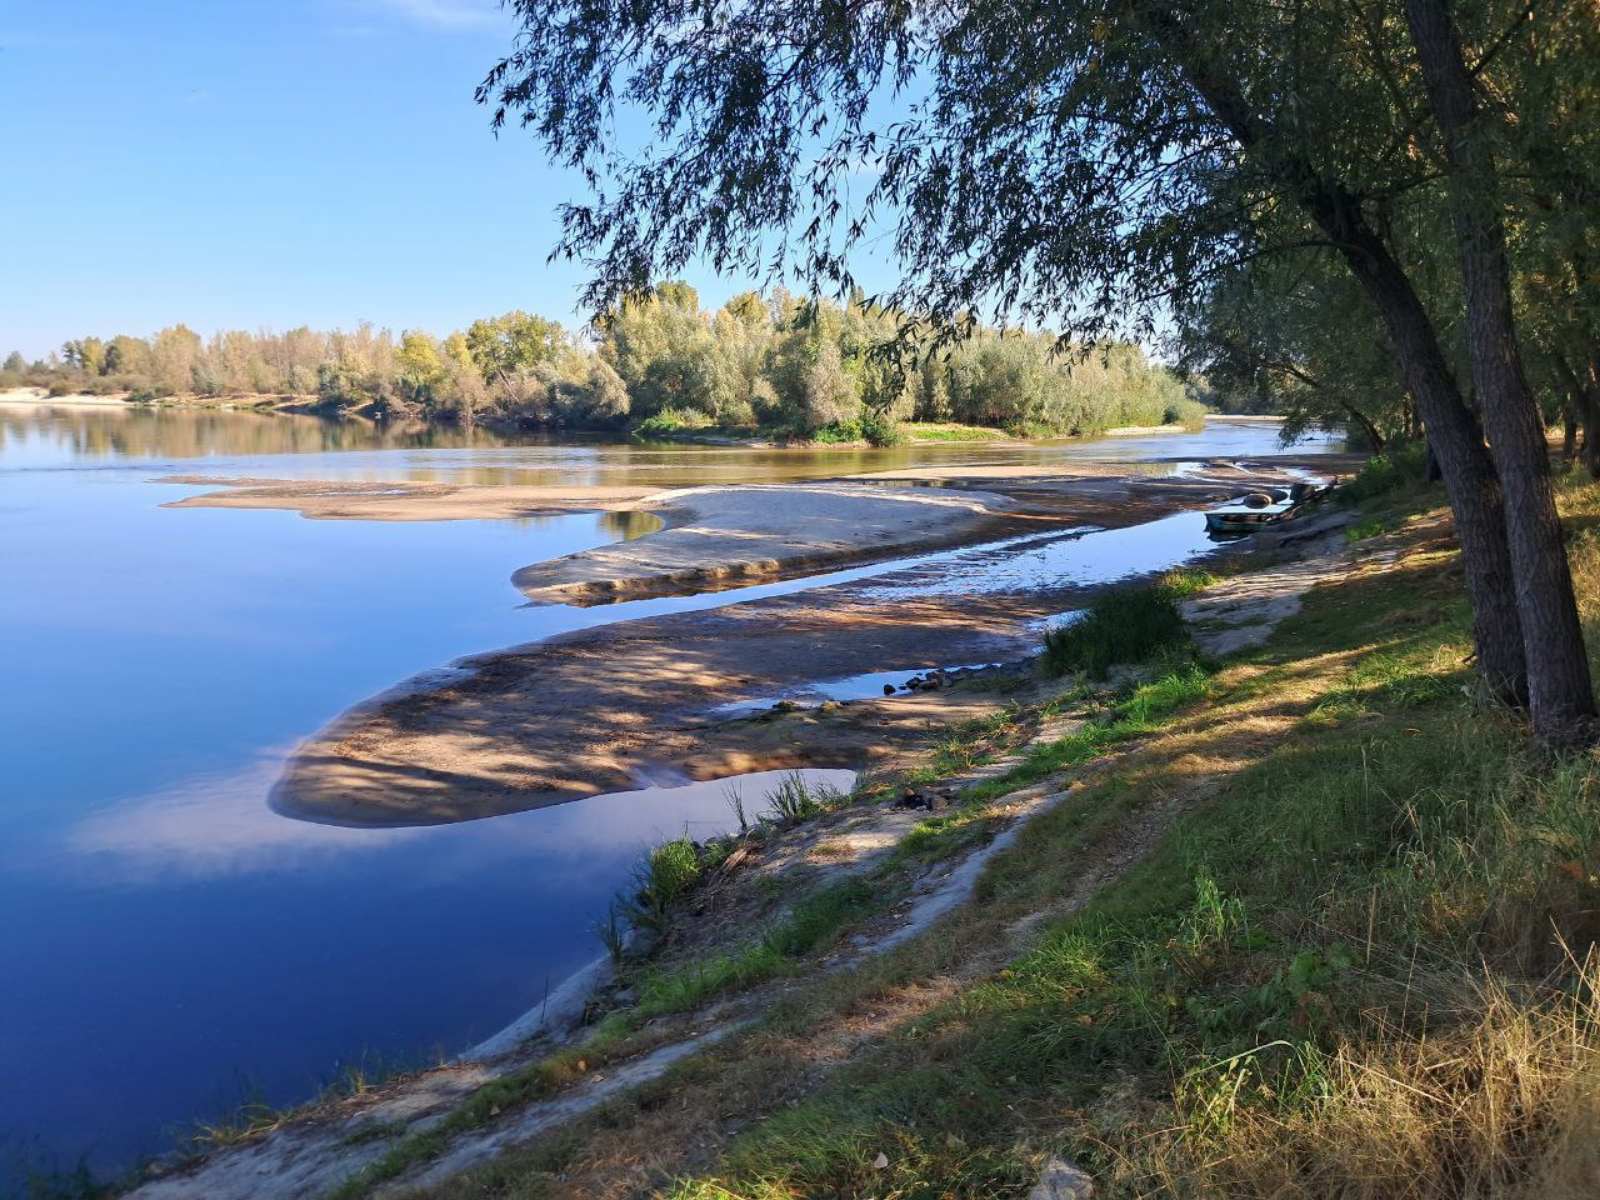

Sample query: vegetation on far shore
[2,286,1205,447]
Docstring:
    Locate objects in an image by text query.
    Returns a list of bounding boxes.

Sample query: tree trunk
[1587,356,1600,481]
[1562,396,1578,464]
[1406,0,1595,745]
[1586,387,1600,481]
[1144,13,1530,708]
[1342,402,1385,452]
[1326,206,1530,709]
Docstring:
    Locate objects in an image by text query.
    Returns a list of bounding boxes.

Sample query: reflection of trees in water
[0,404,530,461]
[601,509,665,541]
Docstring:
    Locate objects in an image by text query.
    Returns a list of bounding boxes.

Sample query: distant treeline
[3,284,1204,443]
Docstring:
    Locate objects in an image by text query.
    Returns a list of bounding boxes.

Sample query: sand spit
[268,465,1316,827]
[161,476,659,522]
[511,481,1029,604]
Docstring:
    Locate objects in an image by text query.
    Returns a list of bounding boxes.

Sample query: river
[0,402,1337,1177]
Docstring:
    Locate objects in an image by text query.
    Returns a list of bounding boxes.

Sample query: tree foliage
[19,291,1187,440]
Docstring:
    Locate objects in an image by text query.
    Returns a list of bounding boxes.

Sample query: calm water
[0,403,1333,1176]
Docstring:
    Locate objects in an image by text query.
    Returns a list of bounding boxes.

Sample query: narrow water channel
[0,404,1336,1175]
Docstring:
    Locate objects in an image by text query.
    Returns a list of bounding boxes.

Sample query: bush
[1341,441,1431,502]
[859,408,904,446]
[1163,396,1209,430]
[1043,580,1191,678]
[631,407,715,438]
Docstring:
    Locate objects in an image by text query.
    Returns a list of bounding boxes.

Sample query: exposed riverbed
[0,402,1348,1176]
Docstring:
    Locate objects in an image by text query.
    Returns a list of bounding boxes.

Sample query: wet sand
[264,459,1350,826]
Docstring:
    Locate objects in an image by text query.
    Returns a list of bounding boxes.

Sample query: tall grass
[621,837,703,932]
[765,770,847,822]
[636,879,877,1015]
[1042,570,1211,679]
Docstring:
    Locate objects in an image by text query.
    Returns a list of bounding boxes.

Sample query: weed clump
[622,838,703,932]
[1042,573,1201,679]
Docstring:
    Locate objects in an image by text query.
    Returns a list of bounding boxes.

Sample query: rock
[1028,1156,1094,1200]
[883,683,897,695]
[872,1152,890,1170]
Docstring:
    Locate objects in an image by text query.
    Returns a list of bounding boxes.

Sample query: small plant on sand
[594,902,627,966]
[724,783,749,834]
[765,771,847,823]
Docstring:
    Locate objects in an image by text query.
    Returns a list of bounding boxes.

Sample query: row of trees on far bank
[2,289,1201,442]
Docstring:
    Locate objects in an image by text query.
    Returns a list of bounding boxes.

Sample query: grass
[620,837,704,932]
[899,422,1013,443]
[206,459,1600,1200]
[635,879,880,1016]
[1042,568,1213,679]
[637,476,1600,1200]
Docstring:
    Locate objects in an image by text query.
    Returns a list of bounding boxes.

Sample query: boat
[1205,506,1288,535]
[1204,479,1339,537]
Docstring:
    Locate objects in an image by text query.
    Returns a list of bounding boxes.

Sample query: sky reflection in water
[0,405,1334,1173]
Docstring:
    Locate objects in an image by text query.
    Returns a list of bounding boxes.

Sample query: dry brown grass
[1103,958,1600,1199]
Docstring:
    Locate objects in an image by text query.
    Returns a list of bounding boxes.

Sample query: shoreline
[126,490,1368,1199]
[263,457,1351,828]
[3,387,1276,449]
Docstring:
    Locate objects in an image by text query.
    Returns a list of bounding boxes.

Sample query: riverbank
[124,472,1372,1198]
[7,408,1365,1183]
[266,460,1328,827]
[129,463,1600,1200]
[1,385,1222,447]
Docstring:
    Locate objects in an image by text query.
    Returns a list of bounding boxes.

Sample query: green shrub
[1163,397,1209,430]
[1341,441,1431,502]
[859,408,904,446]
[1043,583,1188,678]
[631,407,715,438]
[806,419,864,444]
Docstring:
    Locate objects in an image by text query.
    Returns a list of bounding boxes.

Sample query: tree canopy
[481,0,1600,741]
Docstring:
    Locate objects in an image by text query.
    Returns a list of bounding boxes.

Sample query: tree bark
[1322,200,1529,709]
[1583,356,1600,481]
[1406,0,1595,744]
[1143,10,1529,707]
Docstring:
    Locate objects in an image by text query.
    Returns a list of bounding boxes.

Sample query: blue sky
[1,0,869,358]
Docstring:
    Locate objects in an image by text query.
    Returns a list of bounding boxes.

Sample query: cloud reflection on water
[61,760,855,884]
